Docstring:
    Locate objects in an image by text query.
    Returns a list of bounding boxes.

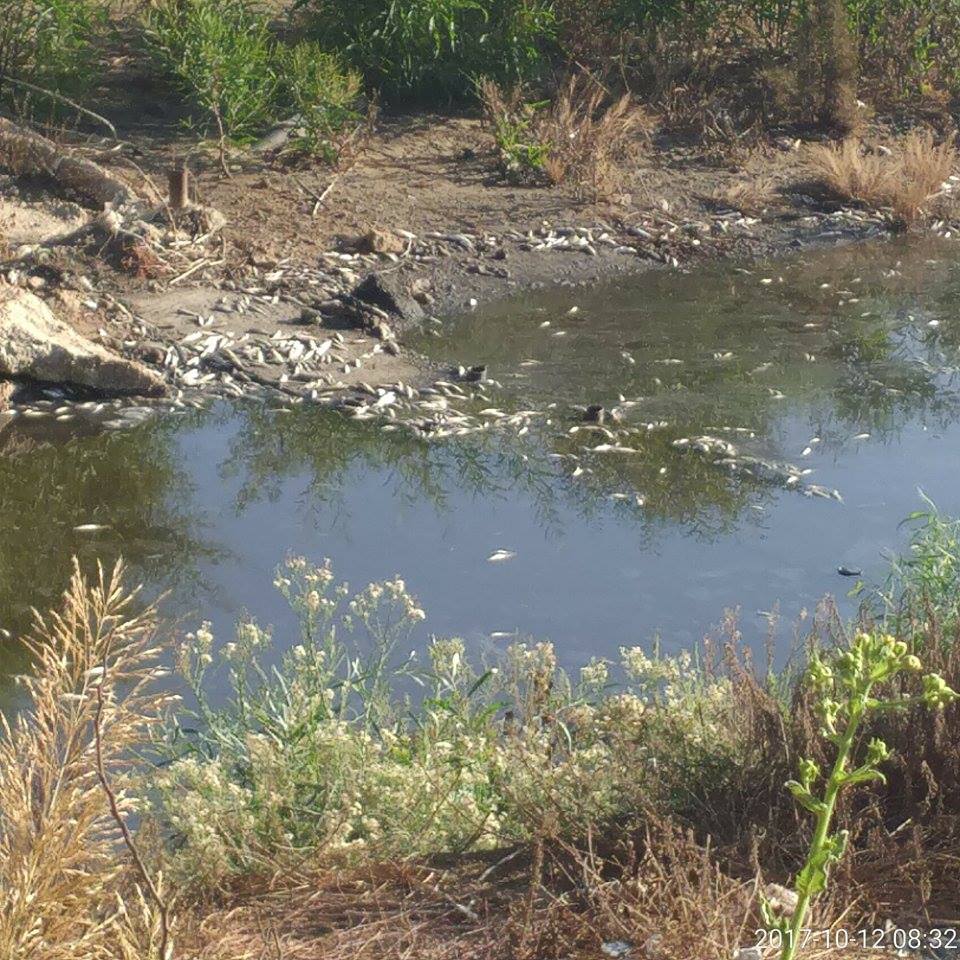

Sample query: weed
[480,75,647,200]
[478,78,551,180]
[806,130,957,225]
[302,0,557,100]
[880,495,960,633]
[277,41,362,161]
[0,0,104,115]
[144,0,279,142]
[767,631,956,959]
[0,561,176,960]
[148,556,731,891]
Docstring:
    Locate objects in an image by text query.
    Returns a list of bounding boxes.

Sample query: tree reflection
[0,412,222,700]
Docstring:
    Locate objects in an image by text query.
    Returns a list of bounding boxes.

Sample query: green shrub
[0,0,104,112]
[144,0,279,141]
[278,41,362,160]
[301,0,557,100]
[149,557,736,890]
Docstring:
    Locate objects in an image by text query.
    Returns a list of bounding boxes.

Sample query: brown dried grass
[538,76,648,200]
[807,130,957,224]
[0,561,176,960]
[481,75,649,201]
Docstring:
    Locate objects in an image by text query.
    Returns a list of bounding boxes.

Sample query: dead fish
[838,566,862,577]
[590,444,637,453]
[73,524,111,533]
[487,549,517,563]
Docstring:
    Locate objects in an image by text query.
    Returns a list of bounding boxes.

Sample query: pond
[4,237,960,707]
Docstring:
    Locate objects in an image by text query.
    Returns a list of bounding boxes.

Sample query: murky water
[5,238,960,707]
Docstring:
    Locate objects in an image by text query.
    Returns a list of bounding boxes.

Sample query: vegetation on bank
[1,508,959,959]
[3,0,960,209]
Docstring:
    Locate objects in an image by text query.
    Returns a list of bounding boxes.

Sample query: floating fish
[73,524,110,533]
[487,549,516,563]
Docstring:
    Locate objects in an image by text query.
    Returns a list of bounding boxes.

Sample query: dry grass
[538,76,648,199]
[181,819,889,960]
[480,75,648,201]
[807,130,957,224]
[707,177,777,215]
[0,560,176,960]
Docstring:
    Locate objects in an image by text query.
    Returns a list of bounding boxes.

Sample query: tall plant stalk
[771,631,957,960]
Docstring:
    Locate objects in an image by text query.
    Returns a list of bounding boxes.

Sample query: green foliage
[768,631,957,960]
[302,0,557,99]
[479,79,551,179]
[145,0,280,140]
[0,0,104,113]
[883,496,960,631]
[278,42,362,160]
[148,558,736,891]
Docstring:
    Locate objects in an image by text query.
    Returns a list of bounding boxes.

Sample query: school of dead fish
[4,205,956,513]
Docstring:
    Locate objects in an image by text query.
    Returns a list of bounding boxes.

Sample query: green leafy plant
[765,630,957,960]
[884,496,960,631]
[302,0,556,100]
[144,0,279,142]
[278,41,362,160]
[148,557,732,890]
[478,77,551,179]
[0,0,104,113]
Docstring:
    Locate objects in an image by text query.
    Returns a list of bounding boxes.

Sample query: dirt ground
[0,86,931,411]
[94,110,821,267]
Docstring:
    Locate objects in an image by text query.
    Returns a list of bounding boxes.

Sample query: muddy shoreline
[0,116,938,436]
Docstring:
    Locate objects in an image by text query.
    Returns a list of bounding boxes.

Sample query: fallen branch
[0,76,118,139]
[0,115,137,207]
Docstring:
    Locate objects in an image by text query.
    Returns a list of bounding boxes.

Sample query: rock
[135,342,167,365]
[353,271,425,327]
[0,285,166,396]
[371,320,394,341]
[410,276,435,305]
[356,228,406,255]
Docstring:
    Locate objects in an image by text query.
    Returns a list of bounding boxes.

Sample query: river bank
[2,108,952,440]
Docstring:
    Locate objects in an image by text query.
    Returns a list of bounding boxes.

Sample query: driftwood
[0,115,137,208]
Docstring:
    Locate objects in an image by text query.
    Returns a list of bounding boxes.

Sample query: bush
[0,0,104,113]
[278,41,362,160]
[149,557,736,891]
[480,74,647,199]
[807,130,957,225]
[302,0,557,100]
[144,0,279,141]
[144,0,364,156]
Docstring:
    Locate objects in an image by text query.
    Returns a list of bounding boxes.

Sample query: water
[4,238,960,707]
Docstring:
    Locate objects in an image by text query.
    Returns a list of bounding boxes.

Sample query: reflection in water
[5,239,960,706]
[0,411,221,695]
